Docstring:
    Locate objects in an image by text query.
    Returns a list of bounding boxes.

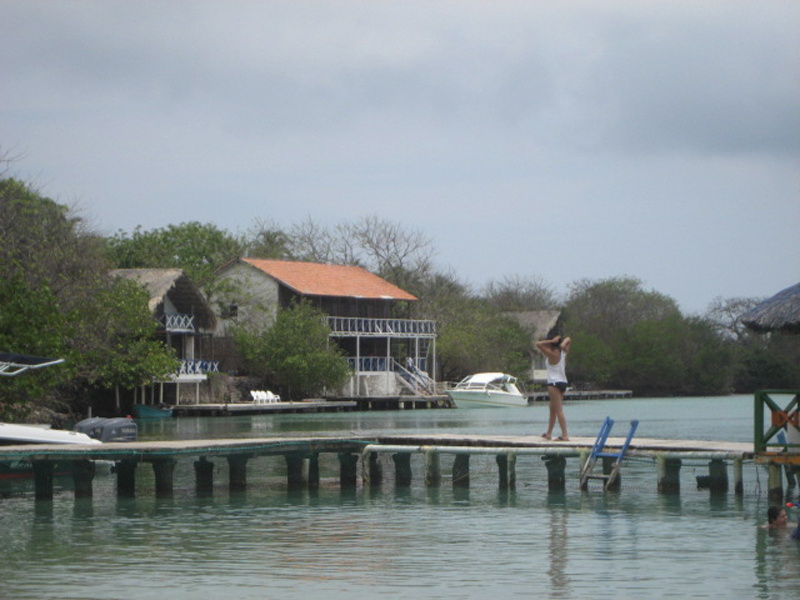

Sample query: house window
[224,303,239,319]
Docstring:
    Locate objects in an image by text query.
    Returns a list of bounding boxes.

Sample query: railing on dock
[178,359,220,376]
[753,389,800,454]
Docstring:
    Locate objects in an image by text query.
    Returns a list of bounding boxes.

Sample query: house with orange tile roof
[212,258,437,397]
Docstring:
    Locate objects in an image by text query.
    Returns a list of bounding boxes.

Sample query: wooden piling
[285,454,308,490]
[194,457,214,494]
[152,458,177,498]
[496,453,516,489]
[72,460,95,499]
[768,463,783,503]
[116,460,137,498]
[452,454,470,488]
[309,453,320,490]
[543,456,566,491]
[227,455,250,492]
[657,457,681,494]
[392,452,412,487]
[708,459,728,493]
[32,461,54,501]
[425,450,441,487]
[338,452,359,488]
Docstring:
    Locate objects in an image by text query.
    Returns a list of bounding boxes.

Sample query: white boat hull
[445,389,529,408]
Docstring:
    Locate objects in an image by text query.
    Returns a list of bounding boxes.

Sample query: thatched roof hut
[741,282,800,334]
[110,268,217,331]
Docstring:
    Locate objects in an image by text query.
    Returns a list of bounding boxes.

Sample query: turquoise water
[2,395,799,600]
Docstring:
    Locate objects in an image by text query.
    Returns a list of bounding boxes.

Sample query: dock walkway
[1,433,773,502]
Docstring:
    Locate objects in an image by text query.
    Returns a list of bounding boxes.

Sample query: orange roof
[240,258,417,301]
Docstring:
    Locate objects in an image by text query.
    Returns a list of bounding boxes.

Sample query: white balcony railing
[327,317,436,338]
[162,313,195,332]
[178,359,220,376]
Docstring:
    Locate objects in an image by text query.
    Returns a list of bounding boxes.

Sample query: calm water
[2,395,799,600]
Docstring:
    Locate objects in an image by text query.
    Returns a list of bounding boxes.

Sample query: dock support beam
[452,454,470,488]
[496,453,516,489]
[152,458,177,498]
[768,463,783,503]
[543,456,566,491]
[72,460,96,499]
[338,453,358,488]
[733,459,743,496]
[32,461,54,501]
[393,453,412,487]
[116,460,137,497]
[227,455,250,492]
[194,457,214,495]
[708,459,728,493]
[309,453,320,490]
[658,457,681,494]
[285,455,308,490]
[425,450,441,487]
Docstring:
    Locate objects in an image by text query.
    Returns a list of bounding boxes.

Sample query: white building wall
[211,262,280,336]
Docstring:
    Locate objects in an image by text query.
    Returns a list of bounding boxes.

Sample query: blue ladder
[580,417,639,491]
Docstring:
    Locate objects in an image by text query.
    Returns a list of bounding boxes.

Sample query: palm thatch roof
[741,282,800,334]
[110,268,217,331]
[505,310,562,344]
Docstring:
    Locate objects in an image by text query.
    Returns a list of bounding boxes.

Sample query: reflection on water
[3,396,800,599]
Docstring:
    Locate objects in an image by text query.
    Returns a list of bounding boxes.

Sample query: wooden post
[72,459,96,499]
[496,454,509,489]
[194,457,214,495]
[285,454,308,490]
[602,457,620,491]
[152,458,177,498]
[425,450,441,487]
[368,452,383,488]
[308,453,320,490]
[338,452,359,488]
[33,461,54,501]
[116,460,137,497]
[228,455,250,492]
[452,454,470,488]
[657,457,681,494]
[393,453,412,487]
[768,462,783,503]
[733,458,743,496]
[543,456,566,491]
[708,459,728,493]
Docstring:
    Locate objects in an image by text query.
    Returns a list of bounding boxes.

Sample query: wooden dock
[0,432,782,502]
[169,395,454,417]
[527,390,633,402]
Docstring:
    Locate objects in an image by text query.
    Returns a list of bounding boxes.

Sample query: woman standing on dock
[536,335,571,441]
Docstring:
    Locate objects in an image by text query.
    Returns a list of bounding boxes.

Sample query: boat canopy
[0,353,64,377]
[459,372,517,385]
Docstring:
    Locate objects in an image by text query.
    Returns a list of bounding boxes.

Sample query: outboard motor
[75,417,138,442]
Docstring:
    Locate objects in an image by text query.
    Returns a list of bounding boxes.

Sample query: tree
[483,275,560,312]
[0,178,177,420]
[231,301,351,400]
[105,221,245,282]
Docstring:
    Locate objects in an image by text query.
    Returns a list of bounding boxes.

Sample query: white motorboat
[445,372,529,408]
[0,422,100,446]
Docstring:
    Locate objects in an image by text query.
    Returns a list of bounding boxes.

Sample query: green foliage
[0,178,178,420]
[231,301,351,400]
[105,221,245,282]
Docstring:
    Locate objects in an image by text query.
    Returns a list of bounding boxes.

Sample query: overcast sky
[2,1,798,314]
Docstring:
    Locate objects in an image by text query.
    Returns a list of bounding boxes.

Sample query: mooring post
[602,457,620,491]
[338,452,359,488]
[733,458,743,496]
[309,453,320,490]
[285,454,309,490]
[152,458,178,498]
[708,459,728,493]
[194,457,214,495]
[32,461,54,501]
[452,454,470,488]
[657,457,681,494]
[367,452,383,488]
[543,456,566,491]
[227,455,250,492]
[496,453,517,489]
[392,452,412,487]
[768,462,783,503]
[425,450,441,487]
[116,459,137,498]
[72,459,96,499]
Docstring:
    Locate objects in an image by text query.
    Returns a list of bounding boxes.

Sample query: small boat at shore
[0,423,101,480]
[445,372,529,408]
[133,403,173,419]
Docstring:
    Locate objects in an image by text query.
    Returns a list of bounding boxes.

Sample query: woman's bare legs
[543,386,569,440]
